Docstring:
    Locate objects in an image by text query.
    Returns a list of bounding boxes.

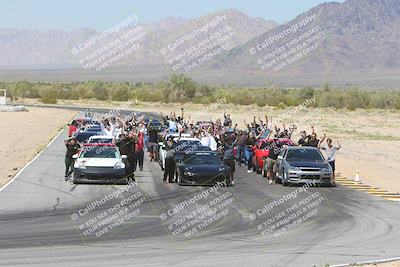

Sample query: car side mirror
[277,155,284,160]
[72,154,78,159]
[121,155,128,160]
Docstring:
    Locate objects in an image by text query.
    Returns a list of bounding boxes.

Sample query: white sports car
[73,143,128,184]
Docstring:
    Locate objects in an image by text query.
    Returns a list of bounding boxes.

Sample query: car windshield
[175,140,202,151]
[88,138,113,144]
[286,149,324,162]
[86,127,101,131]
[80,146,119,158]
[277,140,292,146]
[183,154,220,165]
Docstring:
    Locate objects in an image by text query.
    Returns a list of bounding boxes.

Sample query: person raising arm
[320,138,341,185]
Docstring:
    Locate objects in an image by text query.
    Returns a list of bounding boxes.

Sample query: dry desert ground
[0,107,77,187]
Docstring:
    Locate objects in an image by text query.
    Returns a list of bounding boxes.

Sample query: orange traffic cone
[355,170,361,183]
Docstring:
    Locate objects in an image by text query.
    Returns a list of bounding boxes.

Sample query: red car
[252,138,293,174]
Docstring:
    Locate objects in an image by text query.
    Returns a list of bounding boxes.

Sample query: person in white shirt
[102,123,115,137]
[168,120,177,133]
[320,138,341,183]
[113,124,122,139]
[200,131,211,147]
[209,134,218,151]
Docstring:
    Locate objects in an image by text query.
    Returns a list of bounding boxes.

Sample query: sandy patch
[0,107,77,187]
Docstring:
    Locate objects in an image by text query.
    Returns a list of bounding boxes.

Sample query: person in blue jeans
[244,132,256,173]
[236,131,247,165]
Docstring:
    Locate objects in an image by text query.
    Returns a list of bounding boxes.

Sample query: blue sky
[0,0,344,31]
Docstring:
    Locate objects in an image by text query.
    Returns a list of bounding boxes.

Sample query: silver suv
[276,146,334,186]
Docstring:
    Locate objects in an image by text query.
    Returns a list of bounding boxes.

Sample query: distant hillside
[213,0,400,74]
[0,9,277,68]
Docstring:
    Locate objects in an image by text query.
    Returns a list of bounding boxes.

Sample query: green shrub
[40,88,57,104]
[277,102,286,109]
[2,77,400,110]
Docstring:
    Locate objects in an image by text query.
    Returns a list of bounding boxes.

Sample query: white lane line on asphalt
[0,128,65,192]
[331,256,400,267]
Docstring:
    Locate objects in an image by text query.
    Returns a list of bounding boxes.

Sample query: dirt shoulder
[0,107,77,187]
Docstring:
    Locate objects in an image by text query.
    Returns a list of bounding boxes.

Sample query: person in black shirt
[282,129,291,139]
[297,131,308,146]
[147,124,159,162]
[223,111,232,127]
[221,135,237,185]
[164,136,176,183]
[128,132,137,178]
[116,132,132,156]
[244,132,256,173]
[266,138,281,184]
[305,132,326,148]
[116,132,134,179]
[64,137,80,181]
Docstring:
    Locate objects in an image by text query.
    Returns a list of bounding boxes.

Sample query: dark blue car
[176,152,231,186]
[72,122,103,143]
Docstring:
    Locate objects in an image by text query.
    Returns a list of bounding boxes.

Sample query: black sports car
[174,145,212,164]
[176,152,231,186]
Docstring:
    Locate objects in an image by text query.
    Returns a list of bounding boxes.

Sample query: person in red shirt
[134,131,145,171]
[68,121,78,137]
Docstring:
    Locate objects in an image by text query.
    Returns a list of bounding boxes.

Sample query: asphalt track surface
[1,123,399,266]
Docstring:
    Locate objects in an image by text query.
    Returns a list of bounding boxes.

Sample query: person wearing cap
[64,137,80,181]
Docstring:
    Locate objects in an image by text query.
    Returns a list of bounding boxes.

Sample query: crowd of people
[64,108,341,185]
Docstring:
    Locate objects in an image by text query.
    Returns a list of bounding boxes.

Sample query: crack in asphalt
[52,197,60,211]
[15,178,76,197]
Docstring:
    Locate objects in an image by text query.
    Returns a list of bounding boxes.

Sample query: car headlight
[114,162,125,169]
[289,166,300,171]
[320,167,331,172]
[218,167,225,172]
[184,171,195,177]
[75,161,86,169]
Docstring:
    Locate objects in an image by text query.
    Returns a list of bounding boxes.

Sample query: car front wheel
[275,172,282,184]
[282,172,289,186]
